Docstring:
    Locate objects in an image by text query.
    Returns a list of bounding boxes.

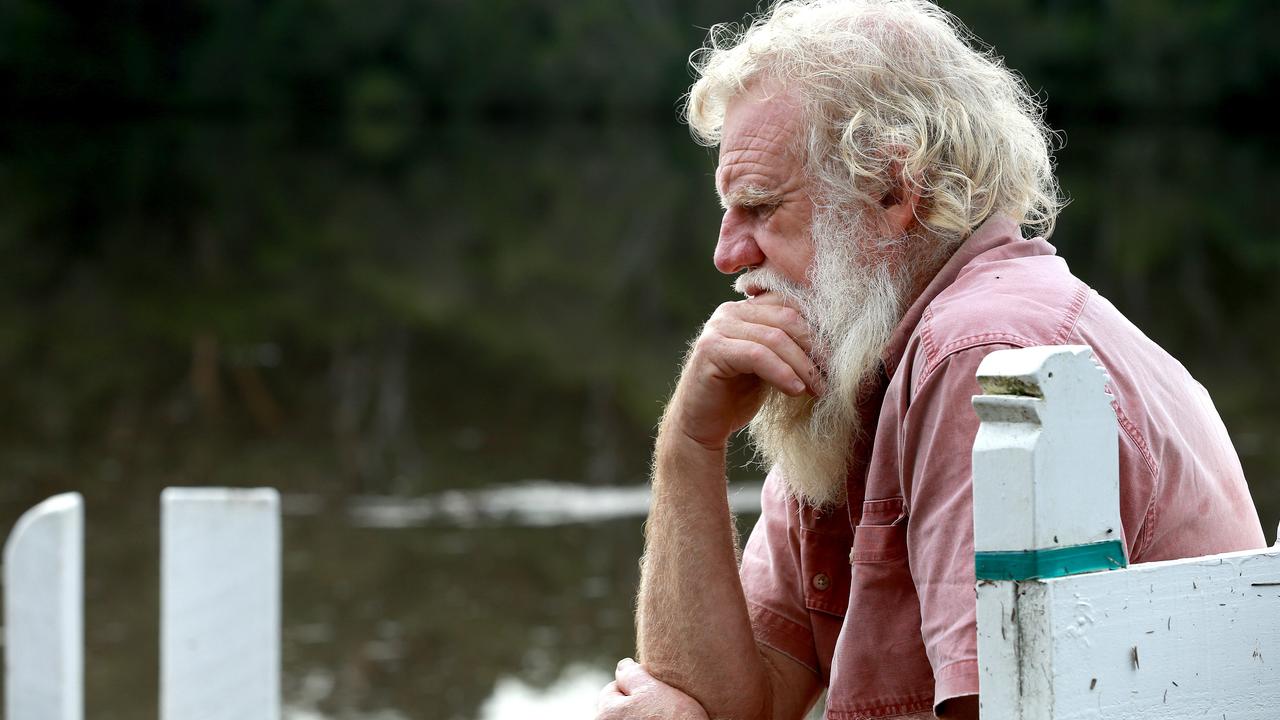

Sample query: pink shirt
[739,216,1266,719]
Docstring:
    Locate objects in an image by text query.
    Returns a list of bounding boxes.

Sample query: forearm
[636,429,771,720]
[633,292,820,719]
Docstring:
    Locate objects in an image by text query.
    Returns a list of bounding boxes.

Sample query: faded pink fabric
[738,216,1266,719]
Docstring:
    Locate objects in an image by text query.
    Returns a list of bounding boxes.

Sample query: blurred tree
[2,0,1276,123]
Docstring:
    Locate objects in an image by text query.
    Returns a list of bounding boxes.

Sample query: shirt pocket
[828,495,935,715]
[851,496,908,563]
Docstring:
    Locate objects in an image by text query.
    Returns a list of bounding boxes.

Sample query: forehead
[716,89,805,195]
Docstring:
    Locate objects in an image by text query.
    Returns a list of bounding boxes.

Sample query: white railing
[7,351,1278,718]
[3,488,281,720]
[972,346,1280,718]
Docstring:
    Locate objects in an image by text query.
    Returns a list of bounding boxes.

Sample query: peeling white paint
[1063,595,1096,646]
[972,347,1279,719]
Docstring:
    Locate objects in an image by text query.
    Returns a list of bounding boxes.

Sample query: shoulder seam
[1116,403,1161,559]
[920,306,938,368]
[1053,282,1091,344]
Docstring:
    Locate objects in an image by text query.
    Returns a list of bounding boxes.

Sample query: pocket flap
[851,497,908,563]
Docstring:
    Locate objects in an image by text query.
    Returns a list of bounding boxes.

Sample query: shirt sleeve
[900,344,1017,709]
[739,469,821,676]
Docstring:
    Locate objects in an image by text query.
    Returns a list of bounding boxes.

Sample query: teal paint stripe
[975,539,1128,581]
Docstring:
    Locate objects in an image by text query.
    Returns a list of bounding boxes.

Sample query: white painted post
[971,346,1123,719]
[3,492,84,720]
[161,487,281,720]
[971,347,1280,719]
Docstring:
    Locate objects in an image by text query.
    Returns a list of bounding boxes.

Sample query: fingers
[703,301,824,396]
[668,294,825,447]
[730,323,823,395]
[596,680,625,712]
[614,657,655,695]
[734,301,814,354]
[597,659,712,720]
[596,659,654,715]
[716,338,809,396]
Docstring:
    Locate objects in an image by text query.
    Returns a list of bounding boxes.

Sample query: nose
[713,208,766,275]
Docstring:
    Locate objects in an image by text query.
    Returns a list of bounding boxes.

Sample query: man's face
[711,89,912,507]
[714,89,815,291]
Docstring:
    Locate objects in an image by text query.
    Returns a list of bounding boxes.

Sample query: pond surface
[0,119,1276,719]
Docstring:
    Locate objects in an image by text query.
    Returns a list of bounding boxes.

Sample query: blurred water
[0,120,1276,718]
[341,480,764,528]
[476,665,611,720]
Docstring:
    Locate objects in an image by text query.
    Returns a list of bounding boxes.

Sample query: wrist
[659,384,733,452]
[652,419,729,493]
[656,415,729,461]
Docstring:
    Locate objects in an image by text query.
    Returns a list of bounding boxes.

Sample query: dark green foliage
[2,1,1277,123]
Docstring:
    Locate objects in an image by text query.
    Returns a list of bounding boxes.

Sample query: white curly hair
[685,0,1063,247]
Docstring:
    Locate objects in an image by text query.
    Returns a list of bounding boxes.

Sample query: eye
[755,203,780,219]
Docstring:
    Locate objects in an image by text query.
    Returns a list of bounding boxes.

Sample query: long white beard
[734,207,906,507]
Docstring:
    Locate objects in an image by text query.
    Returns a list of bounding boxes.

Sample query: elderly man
[597,1,1265,719]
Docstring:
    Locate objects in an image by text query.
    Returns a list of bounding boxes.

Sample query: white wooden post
[3,492,84,720]
[972,345,1124,719]
[161,487,281,720]
[972,346,1280,718]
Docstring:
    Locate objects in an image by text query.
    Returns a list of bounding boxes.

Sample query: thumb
[614,658,658,695]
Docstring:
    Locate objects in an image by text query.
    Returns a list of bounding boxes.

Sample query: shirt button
[812,573,831,591]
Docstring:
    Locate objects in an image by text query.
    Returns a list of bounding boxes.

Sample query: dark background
[1,1,1277,718]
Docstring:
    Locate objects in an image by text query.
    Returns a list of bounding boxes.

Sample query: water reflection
[0,119,1276,719]
[341,480,764,528]
[280,510,658,720]
[477,664,610,720]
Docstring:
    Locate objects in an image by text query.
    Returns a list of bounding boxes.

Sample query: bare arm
[635,294,823,720]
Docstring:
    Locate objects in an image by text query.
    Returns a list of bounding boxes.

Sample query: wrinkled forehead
[715,86,807,195]
[718,89,804,153]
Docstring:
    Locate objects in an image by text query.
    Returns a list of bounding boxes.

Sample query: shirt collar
[879,215,1056,377]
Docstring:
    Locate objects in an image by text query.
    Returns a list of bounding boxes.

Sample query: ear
[877,159,923,235]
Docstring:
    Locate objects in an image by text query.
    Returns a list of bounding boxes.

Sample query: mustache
[732,268,809,302]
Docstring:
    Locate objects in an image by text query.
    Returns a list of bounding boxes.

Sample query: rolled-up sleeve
[900,344,1017,709]
[739,470,820,675]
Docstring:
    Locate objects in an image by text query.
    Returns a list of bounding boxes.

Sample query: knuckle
[691,331,721,355]
[698,336,725,358]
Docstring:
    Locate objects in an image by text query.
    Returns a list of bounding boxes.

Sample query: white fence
[5,347,1277,718]
[3,488,280,720]
[972,346,1280,718]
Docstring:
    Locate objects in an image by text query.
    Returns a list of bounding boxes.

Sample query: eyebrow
[718,183,783,211]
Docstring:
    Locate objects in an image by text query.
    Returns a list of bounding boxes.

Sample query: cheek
[771,211,816,276]
[790,248,817,284]
[760,237,814,285]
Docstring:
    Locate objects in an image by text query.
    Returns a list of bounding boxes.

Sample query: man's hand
[664,293,823,453]
[596,658,709,720]
[634,294,821,720]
